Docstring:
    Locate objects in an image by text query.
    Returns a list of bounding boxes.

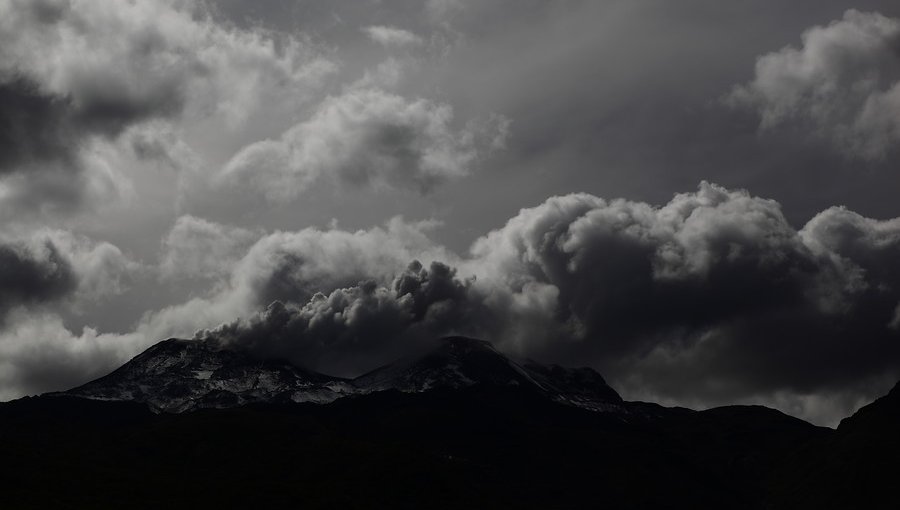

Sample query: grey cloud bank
[2,180,900,426]
[199,183,900,426]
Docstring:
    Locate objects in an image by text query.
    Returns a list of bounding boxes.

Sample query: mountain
[765,381,900,509]
[60,338,356,412]
[0,336,896,509]
[58,335,624,414]
[353,336,624,411]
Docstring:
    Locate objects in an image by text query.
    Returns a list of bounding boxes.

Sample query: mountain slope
[765,382,900,509]
[353,336,539,391]
[353,336,623,411]
[59,336,625,414]
[61,338,355,412]
[0,382,836,510]
[1,335,890,509]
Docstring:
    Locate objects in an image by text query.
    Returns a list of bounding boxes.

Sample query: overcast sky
[2,0,900,426]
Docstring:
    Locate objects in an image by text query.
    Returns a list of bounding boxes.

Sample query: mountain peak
[437,335,495,349]
[58,336,623,414]
[61,338,353,412]
[353,336,623,410]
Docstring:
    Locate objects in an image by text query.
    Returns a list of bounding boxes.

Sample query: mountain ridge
[3,336,898,508]
[57,335,625,414]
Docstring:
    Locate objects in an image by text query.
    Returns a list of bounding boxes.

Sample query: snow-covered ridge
[56,336,623,413]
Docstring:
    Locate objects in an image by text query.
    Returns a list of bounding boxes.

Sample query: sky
[2,0,900,426]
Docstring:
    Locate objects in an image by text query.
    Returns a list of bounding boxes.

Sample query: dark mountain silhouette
[58,338,355,412]
[765,381,900,509]
[58,336,624,414]
[0,336,896,509]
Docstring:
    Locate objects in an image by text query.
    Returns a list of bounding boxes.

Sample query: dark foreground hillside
[2,384,886,510]
[1,337,897,509]
[765,383,900,509]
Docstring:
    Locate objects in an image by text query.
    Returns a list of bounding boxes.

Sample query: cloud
[0,216,463,396]
[5,183,900,426]
[0,238,76,322]
[0,229,146,397]
[3,216,460,394]
[199,260,477,376]
[189,182,900,424]
[229,216,456,308]
[363,25,423,47]
[160,215,260,282]
[0,78,79,176]
[36,229,143,303]
[219,87,509,201]
[0,0,333,212]
[459,182,900,422]
[0,310,143,401]
[0,228,139,319]
[729,10,900,160]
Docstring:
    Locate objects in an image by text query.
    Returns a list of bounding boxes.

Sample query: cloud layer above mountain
[192,183,900,425]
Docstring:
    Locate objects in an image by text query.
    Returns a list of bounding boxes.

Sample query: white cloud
[363,25,423,47]
[0,0,334,127]
[0,0,335,214]
[37,229,144,302]
[729,10,900,160]
[219,87,508,201]
[0,310,144,400]
[0,228,142,309]
[228,216,456,306]
[160,215,260,282]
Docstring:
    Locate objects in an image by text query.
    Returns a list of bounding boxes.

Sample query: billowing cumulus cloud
[219,87,509,201]
[463,183,900,413]
[0,229,145,397]
[227,216,456,309]
[182,183,900,425]
[0,229,139,320]
[0,311,143,401]
[38,229,143,303]
[0,216,457,397]
[730,10,900,160]
[0,0,332,211]
[2,182,900,425]
[94,216,457,367]
[0,238,76,322]
[200,261,477,375]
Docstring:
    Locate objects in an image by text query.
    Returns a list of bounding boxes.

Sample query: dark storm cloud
[0,79,77,174]
[197,183,900,419]
[199,261,478,376]
[0,239,76,321]
[0,230,140,323]
[0,0,186,180]
[466,183,900,402]
[0,74,176,213]
[0,230,143,400]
